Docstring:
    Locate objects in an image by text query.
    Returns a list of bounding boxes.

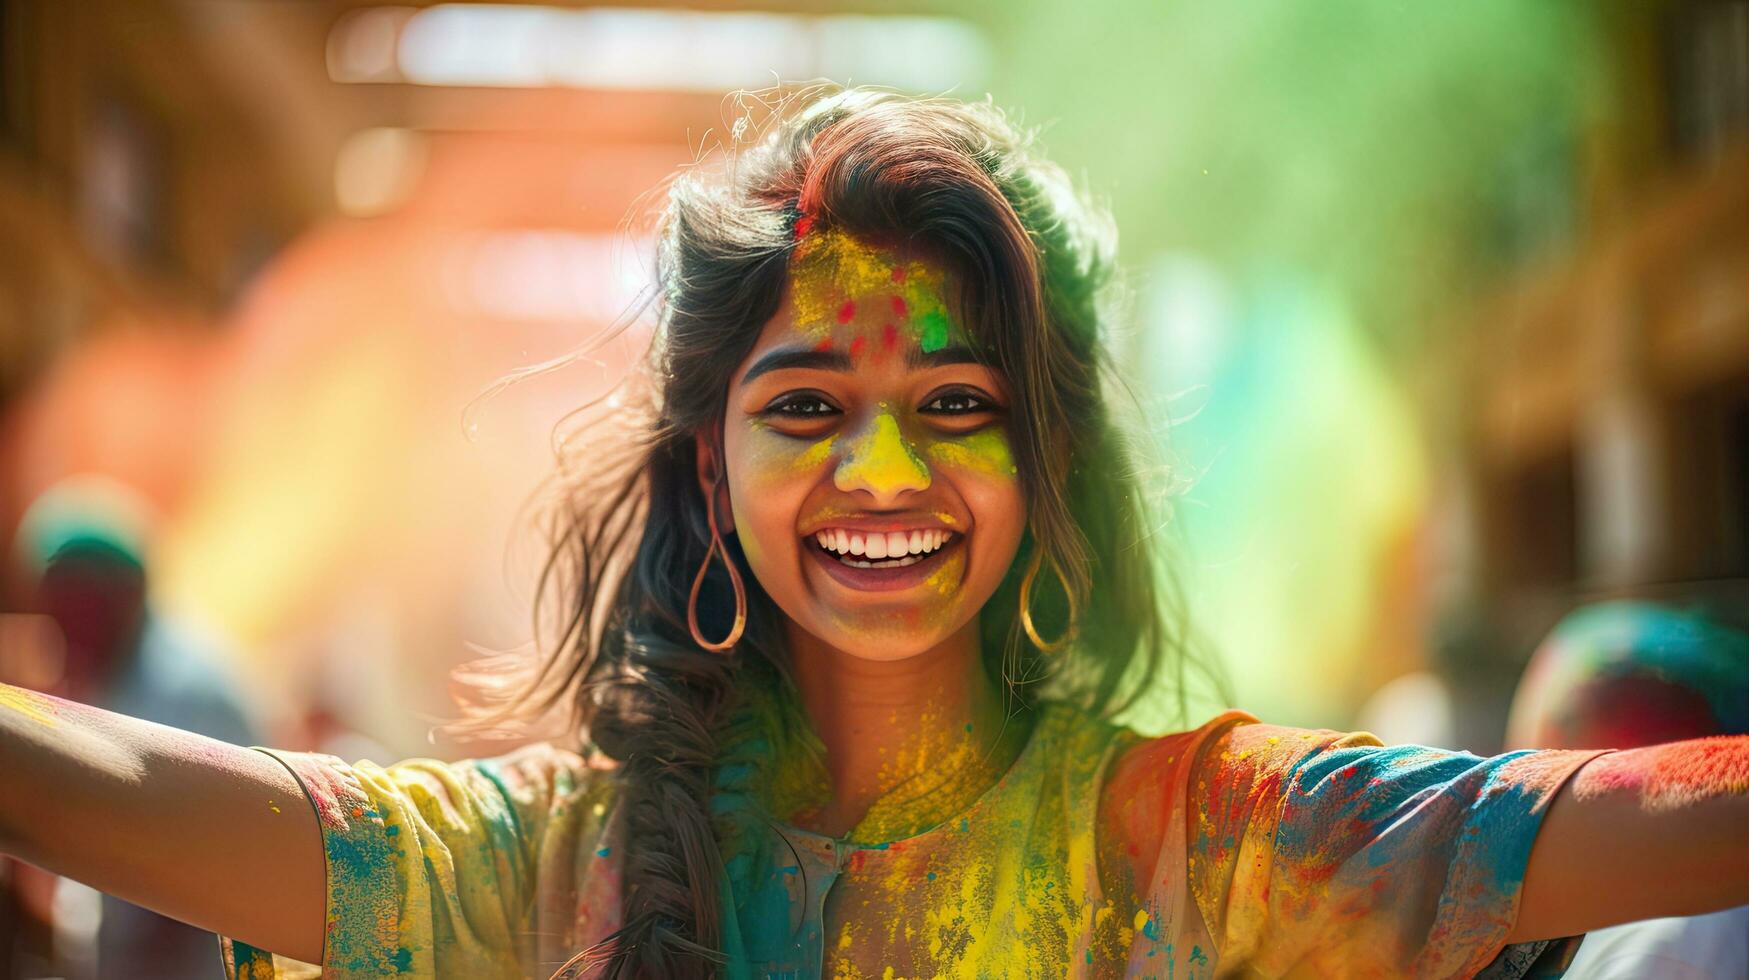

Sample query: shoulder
[1097,711,1243,874]
[1096,713,1378,874]
[267,739,614,840]
[434,741,616,824]
[465,741,610,791]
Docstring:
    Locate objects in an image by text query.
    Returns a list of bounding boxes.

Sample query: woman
[2,88,1747,980]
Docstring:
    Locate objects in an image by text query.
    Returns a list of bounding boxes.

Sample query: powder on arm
[220,742,618,980]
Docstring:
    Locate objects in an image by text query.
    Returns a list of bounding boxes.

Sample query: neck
[784,618,1027,841]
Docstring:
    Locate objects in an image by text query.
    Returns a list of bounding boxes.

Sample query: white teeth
[811,528,958,562]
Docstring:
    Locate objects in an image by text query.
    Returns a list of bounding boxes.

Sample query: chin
[806,610,965,662]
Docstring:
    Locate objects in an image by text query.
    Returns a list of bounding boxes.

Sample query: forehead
[774,227,960,355]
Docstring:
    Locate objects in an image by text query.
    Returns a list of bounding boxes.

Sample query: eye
[762,392,841,419]
[921,389,996,415]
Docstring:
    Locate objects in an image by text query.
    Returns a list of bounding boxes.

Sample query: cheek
[734,426,837,492]
[726,428,836,565]
[922,430,1022,523]
[923,431,1026,561]
[921,429,1018,483]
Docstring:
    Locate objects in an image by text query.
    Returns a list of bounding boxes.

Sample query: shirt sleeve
[1187,719,1606,978]
[218,741,608,980]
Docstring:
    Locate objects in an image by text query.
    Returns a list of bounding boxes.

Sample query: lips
[803,525,963,592]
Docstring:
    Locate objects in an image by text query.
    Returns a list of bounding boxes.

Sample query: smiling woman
[3,86,1749,980]
[724,232,1024,658]
[521,89,1188,976]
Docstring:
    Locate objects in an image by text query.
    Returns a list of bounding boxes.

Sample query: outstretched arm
[0,682,325,964]
[1510,736,1749,942]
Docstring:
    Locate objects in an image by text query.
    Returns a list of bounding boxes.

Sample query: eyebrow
[740,344,986,386]
[739,348,852,385]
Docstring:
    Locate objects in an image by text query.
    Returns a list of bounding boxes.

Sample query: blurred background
[0,0,1747,974]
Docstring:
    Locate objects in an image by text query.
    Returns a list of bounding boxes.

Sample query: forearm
[1510,736,1749,942]
[0,683,325,963]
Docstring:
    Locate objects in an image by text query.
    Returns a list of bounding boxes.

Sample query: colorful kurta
[221,705,1604,978]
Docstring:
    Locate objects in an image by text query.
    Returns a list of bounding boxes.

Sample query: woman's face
[715,229,1026,662]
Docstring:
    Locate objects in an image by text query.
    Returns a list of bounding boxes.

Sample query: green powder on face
[918,310,951,353]
[923,429,1017,480]
[790,228,962,354]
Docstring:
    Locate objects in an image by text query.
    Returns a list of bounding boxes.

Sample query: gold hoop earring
[688,475,746,653]
[1019,548,1078,654]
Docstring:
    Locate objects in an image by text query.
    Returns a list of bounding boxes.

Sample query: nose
[834,410,931,504]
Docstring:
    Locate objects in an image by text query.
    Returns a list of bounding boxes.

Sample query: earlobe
[693,432,736,535]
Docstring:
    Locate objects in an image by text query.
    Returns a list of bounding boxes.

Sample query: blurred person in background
[0,87,1748,980]
[1506,602,1749,979]
[3,476,256,980]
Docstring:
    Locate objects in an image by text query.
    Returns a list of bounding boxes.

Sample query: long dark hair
[513,87,1209,978]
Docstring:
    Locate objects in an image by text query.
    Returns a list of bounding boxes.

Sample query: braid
[579,635,736,977]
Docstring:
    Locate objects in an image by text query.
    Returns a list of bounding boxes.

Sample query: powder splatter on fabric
[216,707,1606,978]
[839,704,1019,845]
[220,744,621,978]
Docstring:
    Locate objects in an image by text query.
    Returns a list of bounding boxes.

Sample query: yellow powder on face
[922,429,1017,481]
[836,413,930,496]
[920,547,963,599]
[0,686,57,728]
[825,543,965,645]
[795,435,837,470]
[737,517,766,567]
[790,228,957,352]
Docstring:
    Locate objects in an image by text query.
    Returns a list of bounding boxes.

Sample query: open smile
[804,526,963,591]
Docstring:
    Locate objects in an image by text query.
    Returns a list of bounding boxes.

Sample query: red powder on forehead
[892,296,909,318]
[814,338,834,352]
[882,323,899,350]
[891,266,907,284]
[849,335,867,360]
[794,213,816,240]
[838,300,857,325]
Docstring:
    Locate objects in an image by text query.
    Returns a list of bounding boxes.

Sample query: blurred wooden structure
[1458,1,1749,653]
